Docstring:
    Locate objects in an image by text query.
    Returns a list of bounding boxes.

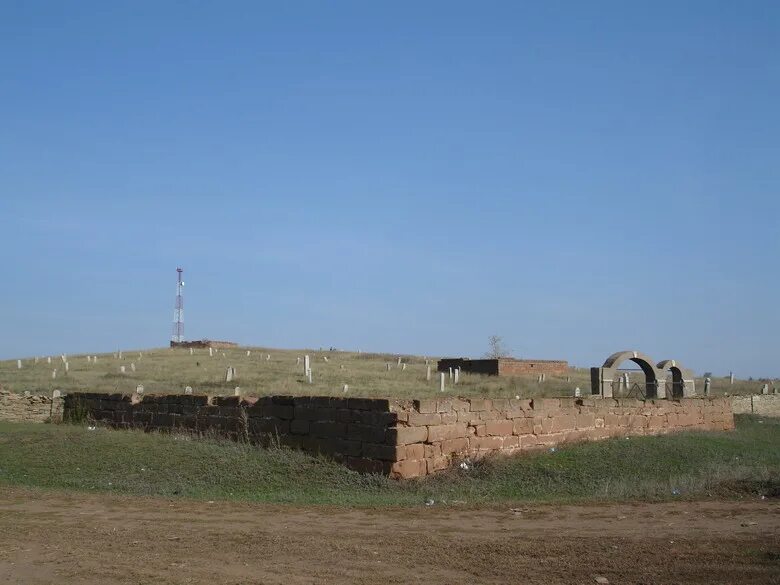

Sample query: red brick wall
[65,393,734,480]
[438,358,569,376]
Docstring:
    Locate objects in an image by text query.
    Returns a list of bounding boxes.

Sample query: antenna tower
[171,267,184,343]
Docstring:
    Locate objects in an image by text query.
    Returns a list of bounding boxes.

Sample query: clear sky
[1,1,778,377]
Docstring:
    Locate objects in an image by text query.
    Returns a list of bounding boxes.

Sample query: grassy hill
[0,345,764,399]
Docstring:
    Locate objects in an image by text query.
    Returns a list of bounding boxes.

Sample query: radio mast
[171,267,184,344]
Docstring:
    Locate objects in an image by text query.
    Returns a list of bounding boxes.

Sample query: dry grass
[0,345,767,399]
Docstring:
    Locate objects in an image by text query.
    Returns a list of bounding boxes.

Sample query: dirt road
[0,488,777,584]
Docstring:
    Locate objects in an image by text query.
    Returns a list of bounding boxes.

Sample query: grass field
[0,346,767,399]
[0,415,776,506]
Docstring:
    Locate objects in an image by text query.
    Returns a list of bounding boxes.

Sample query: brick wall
[0,389,64,423]
[170,340,238,349]
[497,358,569,376]
[64,392,733,479]
[437,358,569,377]
[731,394,780,417]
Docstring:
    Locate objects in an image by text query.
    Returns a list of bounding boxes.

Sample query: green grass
[0,415,777,506]
[0,345,765,399]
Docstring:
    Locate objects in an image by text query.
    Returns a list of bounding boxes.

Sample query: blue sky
[1,1,778,376]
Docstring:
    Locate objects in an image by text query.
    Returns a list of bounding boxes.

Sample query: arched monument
[590,351,696,399]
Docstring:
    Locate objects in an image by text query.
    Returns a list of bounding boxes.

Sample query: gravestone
[323,356,329,362]
[454,368,459,384]
[762,383,770,395]
[93,355,97,362]
[297,357,301,365]
[120,366,126,374]
[397,357,402,366]
[426,365,431,381]
[118,351,123,359]
[402,363,407,371]
[190,348,194,355]
[440,373,445,392]
[52,389,61,399]
[704,377,711,396]
[52,370,57,379]
[574,387,581,397]
[135,385,144,395]
[307,370,313,384]
[266,354,270,361]
[87,355,91,363]
[343,384,349,393]
[234,387,241,396]
[130,362,136,373]
[247,350,251,356]
[47,357,51,364]
[209,347,213,357]
[448,367,453,380]
[64,362,69,373]
[304,355,310,375]
[17,359,22,369]
[184,386,193,395]
[386,363,391,371]
[225,367,235,383]
[730,372,734,385]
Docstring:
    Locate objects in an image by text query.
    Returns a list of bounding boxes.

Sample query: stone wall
[64,393,733,479]
[731,394,780,417]
[437,358,569,377]
[0,389,64,423]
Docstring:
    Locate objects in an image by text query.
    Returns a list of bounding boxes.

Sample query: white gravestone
[454,368,459,384]
[52,370,57,379]
[440,373,446,392]
[426,365,431,381]
[17,359,22,369]
[130,362,136,373]
[184,386,193,395]
[120,365,126,374]
[343,384,349,393]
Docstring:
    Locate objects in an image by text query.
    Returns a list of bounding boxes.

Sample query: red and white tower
[171,267,184,344]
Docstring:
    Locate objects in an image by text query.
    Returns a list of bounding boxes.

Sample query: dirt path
[0,488,778,584]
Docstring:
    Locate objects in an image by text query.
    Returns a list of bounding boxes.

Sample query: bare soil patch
[0,488,777,584]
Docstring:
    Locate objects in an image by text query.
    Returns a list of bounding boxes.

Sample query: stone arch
[591,350,663,398]
[657,359,696,398]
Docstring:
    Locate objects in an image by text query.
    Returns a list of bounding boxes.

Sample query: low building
[437,357,569,376]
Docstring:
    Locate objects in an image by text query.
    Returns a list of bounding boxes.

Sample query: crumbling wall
[0,389,64,423]
[64,393,733,479]
[731,394,780,417]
